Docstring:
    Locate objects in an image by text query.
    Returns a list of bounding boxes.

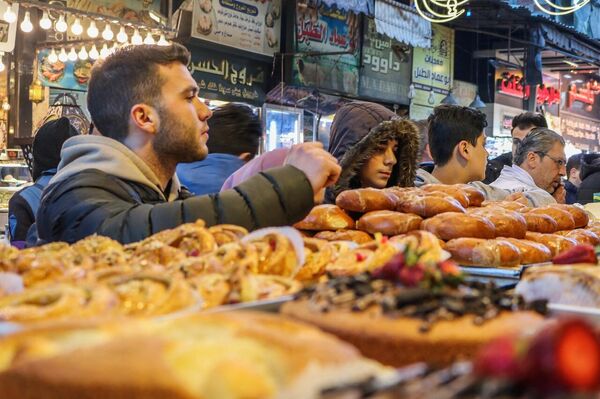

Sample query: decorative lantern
[35,93,90,135]
[28,78,44,103]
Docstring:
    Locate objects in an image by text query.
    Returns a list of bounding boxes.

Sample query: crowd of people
[7,42,600,247]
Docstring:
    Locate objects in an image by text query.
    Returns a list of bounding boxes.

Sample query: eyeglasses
[535,151,566,168]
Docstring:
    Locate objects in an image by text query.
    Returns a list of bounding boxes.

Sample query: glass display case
[263,104,304,152]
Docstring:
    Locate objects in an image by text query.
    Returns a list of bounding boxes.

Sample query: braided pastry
[187,273,231,308]
[467,207,527,239]
[249,233,298,277]
[145,220,217,256]
[128,239,188,268]
[482,200,530,213]
[238,274,302,303]
[314,229,372,244]
[208,224,248,245]
[556,229,600,246]
[524,232,578,257]
[522,212,558,234]
[527,207,575,231]
[445,238,521,267]
[501,238,552,265]
[335,188,398,212]
[356,211,422,236]
[420,184,470,208]
[421,212,495,240]
[548,204,589,228]
[389,230,447,263]
[295,238,334,281]
[294,205,355,231]
[179,242,259,277]
[395,194,466,218]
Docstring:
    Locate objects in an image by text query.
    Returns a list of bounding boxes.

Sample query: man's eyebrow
[181,85,198,95]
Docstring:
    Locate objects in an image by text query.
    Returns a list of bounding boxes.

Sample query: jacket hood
[51,135,181,201]
[326,102,419,201]
[579,153,600,181]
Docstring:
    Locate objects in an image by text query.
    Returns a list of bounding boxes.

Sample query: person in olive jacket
[34,44,340,245]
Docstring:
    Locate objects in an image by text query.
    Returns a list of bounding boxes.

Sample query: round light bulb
[0,56,5,73]
[48,48,58,64]
[55,15,67,33]
[100,44,110,58]
[143,32,155,45]
[39,11,51,30]
[2,101,10,112]
[116,26,128,43]
[58,48,68,62]
[68,47,77,61]
[131,29,142,45]
[87,20,98,38]
[101,24,113,40]
[89,45,99,60]
[3,5,16,24]
[20,11,33,33]
[71,17,83,36]
[110,42,118,53]
[78,46,88,60]
[157,34,169,46]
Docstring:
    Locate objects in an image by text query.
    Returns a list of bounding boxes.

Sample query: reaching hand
[552,184,566,204]
[284,142,341,203]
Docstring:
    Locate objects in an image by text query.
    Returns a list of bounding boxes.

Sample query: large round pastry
[282,275,547,368]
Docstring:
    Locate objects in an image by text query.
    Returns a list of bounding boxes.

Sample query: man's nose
[197,100,212,120]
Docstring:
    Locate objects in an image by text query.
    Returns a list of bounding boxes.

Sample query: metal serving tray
[547,303,600,324]
[204,295,295,314]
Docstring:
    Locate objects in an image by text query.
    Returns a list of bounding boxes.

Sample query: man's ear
[525,151,538,169]
[130,104,159,135]
[456,140,470,161]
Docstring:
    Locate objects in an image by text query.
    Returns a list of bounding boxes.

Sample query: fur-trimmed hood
[326,102,419,202]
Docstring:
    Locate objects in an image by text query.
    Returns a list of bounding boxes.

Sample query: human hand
[552,184,566,204]
[505,192,529,205]
[284,142,341,203]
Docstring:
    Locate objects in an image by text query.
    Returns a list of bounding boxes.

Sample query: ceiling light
[102,24,114,41]
[100,44,110,59]
[131,29,142,45]
[39,11,52,30]
[55,14,67,33]
[116,26,128,43]
[0,54,5,72]
[87,20,98,38]
[143,32,155,45]
[20,11,33,33]
[157,34,169,46]
[3,5,17,24]
[71,18,83,36]
[68,47,78,62]
[58,48,68,62]
[89,45,99,60]
[78,46,88,60]
[48,48,58,64]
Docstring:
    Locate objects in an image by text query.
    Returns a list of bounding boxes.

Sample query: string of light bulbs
[414,0,468,23]
[533,0,590,15]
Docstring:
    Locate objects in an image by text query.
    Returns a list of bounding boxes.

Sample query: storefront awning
[374,0,431,48]
[321,0,373,14]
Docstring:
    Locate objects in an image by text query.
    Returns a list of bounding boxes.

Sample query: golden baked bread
[207,224,248,245]
[0,312,388,399]
[142,220,217,256]
[501,238,552,264]
[527,207,576,231]
[389,230,447,263]
[247,233,298,277]
[524,232,578,257]
[396,194,466,218]
[421,212,495,240]
[556,229,600,246]
[444,238,521,267]
[295,238,334,281]
[467,207,527,239]
[293,204,355,231]
[482,200,530,213]
[420,184,470,207]
[325,240,399,276]
[356,211,422,236]
[314,229,373,244]
[335,188,398,212]
[548,204,589,228]
[522,212,559,234]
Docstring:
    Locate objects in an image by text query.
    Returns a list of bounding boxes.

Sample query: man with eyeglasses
[483,112,547,184]
[490,127,567,203]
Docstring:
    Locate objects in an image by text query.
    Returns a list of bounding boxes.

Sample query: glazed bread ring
[527,207,575,231]
[208,224,248,245]
[146,220,217,256]
[467,207,527,239]
[356,211,422,236]
[294,205,355,231]
[556,229,600,246]
[420,184,470,208]
[396,194,466,218]
[421,212,495,240]
[250,233,298,277]
[501,238,552,265]
[524,232,578,257]
[179,242,260,277]
[522,212,559,234]
[314,229,373,244]
[548,204,589,228]
[335,188,398,212]
[187,273,231,308]
[296,238,334,281]
[444,238,521,267]
[129,239,188,267]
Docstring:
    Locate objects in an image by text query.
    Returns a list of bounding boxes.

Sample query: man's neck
[431,163,470,185]
[123,135,175,190]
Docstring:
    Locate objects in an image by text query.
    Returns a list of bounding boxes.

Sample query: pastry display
[524,232,578,257]
[0,312,390,399]
[314,229,372,244]
[294,204,355,231]
[444,238,521,268]
[356,210,422,236]
[526,207,576,231]
[421,212,496,240]
[466,207,527,239]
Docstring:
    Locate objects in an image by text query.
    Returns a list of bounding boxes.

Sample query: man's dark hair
[513,127,565,166]
[87,43,190,142]
[207,103,262,156]
[511,112,547,133]
[427,104,488,166]
[413,119,429,161]
[566,153,583,179]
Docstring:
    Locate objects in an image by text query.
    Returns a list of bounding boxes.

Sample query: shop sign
[495,71,560,105]
[37,49,92,91]
[409,24,454,118]
[66,0,163,25]
[560,113,600,152]
[292,3,360,96]
[359,17,412,104]
[191,0,281,57]
[561,72,600,120]
[189,47,268,105]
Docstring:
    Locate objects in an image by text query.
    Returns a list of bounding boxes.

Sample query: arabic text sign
[191,0,281,57]
[293,4,360,96]
[494,68,561,114]
[561,72,600,120]
[560,113,600,152]
[189,47,268,105]
[411,24,454,93]
[359,17,412,104]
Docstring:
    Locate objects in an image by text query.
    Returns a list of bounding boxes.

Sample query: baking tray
[547,303,600,324]
[204,295,295,314]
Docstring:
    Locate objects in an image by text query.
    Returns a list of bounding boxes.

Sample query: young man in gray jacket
[415,105,556,207]
[35,44,340,244]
